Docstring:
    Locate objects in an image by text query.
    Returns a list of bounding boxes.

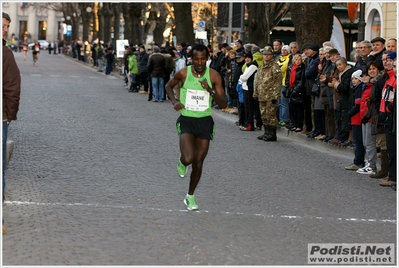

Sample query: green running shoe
[184,194,198,210]
[177,157,187,178]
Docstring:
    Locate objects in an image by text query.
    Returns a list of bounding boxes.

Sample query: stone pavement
[2,51,396,266]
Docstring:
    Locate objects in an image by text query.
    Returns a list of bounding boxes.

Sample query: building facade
[365,2,397,41]
[2,2,63,44]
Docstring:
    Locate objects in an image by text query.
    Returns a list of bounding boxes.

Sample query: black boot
[264,125,277,141]
[128,83,134,92]
[257,125,269,140]
[133,83,139,92]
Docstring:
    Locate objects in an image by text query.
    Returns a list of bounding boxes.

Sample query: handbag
[311,76,320,97]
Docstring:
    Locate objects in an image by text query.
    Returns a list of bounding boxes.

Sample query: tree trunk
[290,3,334,48]
[113,3,122,40]
[97,7,104,42]
[102,3,113,43]
[247,3,290,47]
[153,18,166,46]
[79,3,92,42]
[71,16,80,41]
[172,3,194,46]
[247,3,266,46]
[122,4,132,42]
[130,3,143,45]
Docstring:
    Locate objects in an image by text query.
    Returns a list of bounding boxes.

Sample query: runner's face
[192,50,208,73]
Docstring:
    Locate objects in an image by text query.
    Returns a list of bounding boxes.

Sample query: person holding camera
[377,52,396,188]
[253,46,282,141]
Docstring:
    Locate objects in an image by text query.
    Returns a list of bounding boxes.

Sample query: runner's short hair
[192,44,209,58]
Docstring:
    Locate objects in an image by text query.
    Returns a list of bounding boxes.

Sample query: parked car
[28,40,49,50]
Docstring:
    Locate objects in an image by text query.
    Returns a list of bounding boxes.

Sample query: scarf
[290,64,299,88]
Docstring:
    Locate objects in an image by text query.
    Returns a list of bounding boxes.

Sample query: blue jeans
[105,62,113,75]
[3,121,8,203]
[151,77,164,101]
[130,74,136,84]
[97,59,103,71]
[226,89,232,108]
[278,86,290,123]
[352,125,365,166]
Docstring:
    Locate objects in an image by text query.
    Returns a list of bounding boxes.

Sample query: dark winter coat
[147,52,166,77]
[3,44,21,121]
[285,62,306,104]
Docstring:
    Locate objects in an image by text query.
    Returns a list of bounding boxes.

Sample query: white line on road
[30,74,41,76]
[4,200,396,224]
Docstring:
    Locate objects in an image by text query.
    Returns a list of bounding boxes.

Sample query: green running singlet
[180,66,213,118]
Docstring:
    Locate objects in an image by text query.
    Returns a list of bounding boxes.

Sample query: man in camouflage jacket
[253,46,282,141]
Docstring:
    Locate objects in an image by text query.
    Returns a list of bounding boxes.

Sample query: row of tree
[45,3,335,48]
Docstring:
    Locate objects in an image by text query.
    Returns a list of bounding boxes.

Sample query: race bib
[185,89,210,111]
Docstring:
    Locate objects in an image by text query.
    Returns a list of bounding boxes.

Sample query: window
[370,10,381,39]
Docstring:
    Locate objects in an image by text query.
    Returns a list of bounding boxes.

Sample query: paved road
[2,51,396,266]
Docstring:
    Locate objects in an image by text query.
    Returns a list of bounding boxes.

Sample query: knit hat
[235,39,243,45]
[282,45,290,54]
[387,52,396,61]
[351,69,363,81]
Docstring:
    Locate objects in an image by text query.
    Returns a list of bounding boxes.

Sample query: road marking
[88,76,100,79]
[69,75,80,78]
[31,74,41,76]
[4,200,396,224]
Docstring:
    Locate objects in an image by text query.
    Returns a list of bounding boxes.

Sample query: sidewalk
[211,107,354,158]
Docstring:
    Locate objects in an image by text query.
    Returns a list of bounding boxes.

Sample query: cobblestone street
[2,51,396,266]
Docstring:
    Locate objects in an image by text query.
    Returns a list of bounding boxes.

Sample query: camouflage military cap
[261,46,274,55]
